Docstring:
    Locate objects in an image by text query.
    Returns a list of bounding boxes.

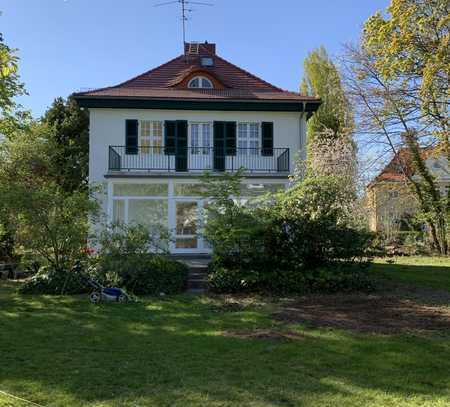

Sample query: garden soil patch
[274,293,450,334]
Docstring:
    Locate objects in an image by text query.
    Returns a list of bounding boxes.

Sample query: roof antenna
[154,0,213,54]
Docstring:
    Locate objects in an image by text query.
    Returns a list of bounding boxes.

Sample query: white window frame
[107,179,289,253]
[139,120,163,154]
[189,122,212,155]
[237,122,260,156]
[188,76,214,89]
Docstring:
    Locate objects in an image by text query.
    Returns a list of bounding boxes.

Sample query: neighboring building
[367,148,449,234]
[73,42,320,254]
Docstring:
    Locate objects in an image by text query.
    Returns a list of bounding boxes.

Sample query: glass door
[175,200,199,250]
[189,123,212,171]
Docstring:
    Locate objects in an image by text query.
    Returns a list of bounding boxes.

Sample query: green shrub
[19,265,88,295]
[201,173,375,294]
[208,264,374,295]
[97,253,188,295]
[94,223,188,295]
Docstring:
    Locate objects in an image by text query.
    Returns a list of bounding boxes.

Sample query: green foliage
[19,264,88,295]
[300,46,353,141]
[94,224,187,295]
[347,0,449,254]
[0,32,27,136]
[5,184,98,272]
[362,0,449,132]
[200,169,270,264]
[97,254,188,296]
[42,96,89,192]
[202,173,375,294]
[0,124,99,273]
[208,265,374,295]
[0,221,15,262]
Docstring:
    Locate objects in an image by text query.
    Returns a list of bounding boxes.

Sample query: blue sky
[1,0,389,117]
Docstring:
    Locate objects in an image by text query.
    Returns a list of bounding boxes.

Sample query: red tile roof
[74,44,319,103]
[369,148,429,187]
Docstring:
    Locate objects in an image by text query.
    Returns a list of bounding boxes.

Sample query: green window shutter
[125,119,138,154]
[261,122,274,156]
[213,121,225,171]
[164,120,176,155]
[225,121,236,156]
[175,120,188,171]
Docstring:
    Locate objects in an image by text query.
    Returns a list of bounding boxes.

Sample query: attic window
[201,57,214,66]
[188,76,213,89]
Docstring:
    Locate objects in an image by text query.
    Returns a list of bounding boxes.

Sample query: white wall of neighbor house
[88,108,307,184]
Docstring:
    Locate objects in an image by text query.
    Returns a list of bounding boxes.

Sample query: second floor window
[238,123,259,155]
[140,120,163,153]
[190,122,211,154]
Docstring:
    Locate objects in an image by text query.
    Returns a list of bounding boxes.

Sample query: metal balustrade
[108,146,290,173]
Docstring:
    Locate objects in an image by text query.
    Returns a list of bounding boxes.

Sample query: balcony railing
[108,146,290,173]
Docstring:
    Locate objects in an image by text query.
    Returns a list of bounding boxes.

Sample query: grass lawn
[1,256,450,407]
[371,256,450,292]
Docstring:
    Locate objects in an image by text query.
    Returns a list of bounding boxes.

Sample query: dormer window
[188,76,213,89]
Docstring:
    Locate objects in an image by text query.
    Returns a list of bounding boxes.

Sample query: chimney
[184,41,216,57]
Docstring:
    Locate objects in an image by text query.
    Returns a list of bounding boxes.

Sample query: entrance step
[171,255,211,295]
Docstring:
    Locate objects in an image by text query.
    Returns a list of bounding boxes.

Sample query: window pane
[249,123,259,138]
[128,199,168,228]
[113,183,168,197]
[191,123,199,153]
[174,183,205,196]
[189,78,199,88]
[176,202,197,235]
[201,78,213,88]
[112,200,125,223]
[139,121,163,154]
[240,183,286,197]
[202,123,211,150]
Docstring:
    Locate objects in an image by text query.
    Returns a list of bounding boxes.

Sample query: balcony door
[189,123,212,171]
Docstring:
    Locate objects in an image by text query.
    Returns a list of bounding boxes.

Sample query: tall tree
[343,0,449,254]
[0,31,27,136]
[300,46,354,140]
[42,96,89,192]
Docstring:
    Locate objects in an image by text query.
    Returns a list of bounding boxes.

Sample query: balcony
[108,146,290,174]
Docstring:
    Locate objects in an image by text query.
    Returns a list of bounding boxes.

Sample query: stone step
[186,288,205,296]
[189,270,207,277]
[187,279,207,290]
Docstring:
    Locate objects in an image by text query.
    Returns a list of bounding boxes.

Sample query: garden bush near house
[202,172,375,294]
[18,264,89,295]
[97,253,188,295]
[94,223,188,295]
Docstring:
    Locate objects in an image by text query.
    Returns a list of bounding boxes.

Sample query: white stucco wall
[88,107,307,223]
[89,108,307,184]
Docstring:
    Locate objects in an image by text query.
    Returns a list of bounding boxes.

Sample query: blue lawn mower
[86,277,131,304]
[74,263,132,304]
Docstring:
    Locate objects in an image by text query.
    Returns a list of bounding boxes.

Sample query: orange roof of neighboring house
[73,42,320,104]
[368,148,430,188]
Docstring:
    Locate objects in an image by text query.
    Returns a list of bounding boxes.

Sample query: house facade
[367,149,449,234]
[74,42,320,254]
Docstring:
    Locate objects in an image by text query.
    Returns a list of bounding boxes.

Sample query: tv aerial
[154,0,213,51]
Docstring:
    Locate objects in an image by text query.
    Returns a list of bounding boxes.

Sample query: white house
[73,42,320,254]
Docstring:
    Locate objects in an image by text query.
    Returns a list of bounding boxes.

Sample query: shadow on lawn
[371,261,450,278]
[1,283,450,406]
[371,260,450,301]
